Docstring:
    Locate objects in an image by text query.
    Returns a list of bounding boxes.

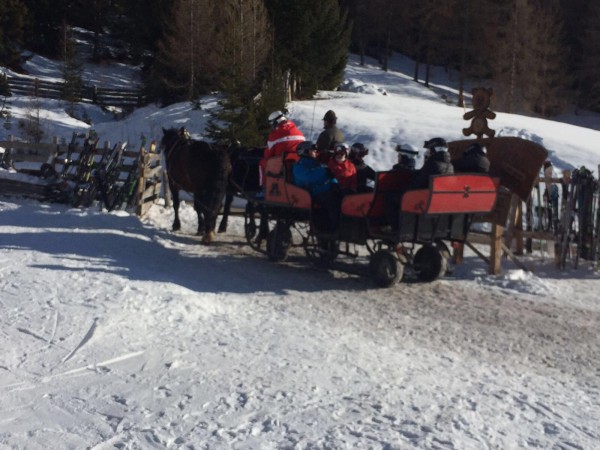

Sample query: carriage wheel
[266,223,292,262]
[435,240,454,275]
[369,250,403,287]
[413,244,447,282]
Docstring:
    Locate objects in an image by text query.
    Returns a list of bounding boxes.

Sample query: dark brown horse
[161,127,231,244]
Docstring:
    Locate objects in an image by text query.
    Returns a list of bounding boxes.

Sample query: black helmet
[465,142,486,155]
[296,141,316,157]
[322,110,337,123]
[424,137,448,153]
[350,142,369,159]
[334,143,349,157]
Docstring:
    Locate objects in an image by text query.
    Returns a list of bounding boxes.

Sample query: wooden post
[514,201,524,255]
[135,146,147,216]
[490,223,504,275]
[504,194,520,253]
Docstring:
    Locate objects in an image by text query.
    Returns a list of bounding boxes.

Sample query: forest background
[1,0,599,147]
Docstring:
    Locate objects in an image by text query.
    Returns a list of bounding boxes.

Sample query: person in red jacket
[327,143,357,194]
[259,111,305,187]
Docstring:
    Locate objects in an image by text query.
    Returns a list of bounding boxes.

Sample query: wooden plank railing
[5,75,146,107]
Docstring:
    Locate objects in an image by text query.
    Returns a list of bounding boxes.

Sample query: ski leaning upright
[558,169,579,270]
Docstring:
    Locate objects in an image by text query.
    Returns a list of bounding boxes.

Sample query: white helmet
[268,111,286,127]
[396,143,419,155]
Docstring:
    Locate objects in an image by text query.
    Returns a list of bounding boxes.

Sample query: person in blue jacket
[293,141,341,231]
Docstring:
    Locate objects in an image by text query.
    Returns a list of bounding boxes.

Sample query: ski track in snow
[0,200,599,449]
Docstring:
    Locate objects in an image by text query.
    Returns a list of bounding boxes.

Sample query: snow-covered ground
[1,53,600,449]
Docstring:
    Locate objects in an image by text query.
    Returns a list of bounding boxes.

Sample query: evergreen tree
[0,0,28,69]
[150,0,220,104]
[21,0,68,57]
[61,23,84,108]
[265,0,351,99]
[121,0,175,61]
[577,0,600,112]
[205,0,272,146]
[521,0,569,117]
[487,0,530,113]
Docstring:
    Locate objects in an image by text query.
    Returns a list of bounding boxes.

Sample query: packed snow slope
[1,53,600,449]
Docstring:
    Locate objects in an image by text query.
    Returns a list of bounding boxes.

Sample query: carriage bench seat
[264,154,311,209]
[341,192,376,217]
[401,174,500,215]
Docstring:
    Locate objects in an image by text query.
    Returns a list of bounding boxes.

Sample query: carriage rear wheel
[413,244,447,282]
[369,250,403,287]
[266,224,292,262]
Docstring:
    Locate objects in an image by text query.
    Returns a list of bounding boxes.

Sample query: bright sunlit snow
[1,53,599,449]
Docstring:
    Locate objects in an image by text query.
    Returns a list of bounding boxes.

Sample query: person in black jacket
[453,142,490,173]
[349,142,376,192]
[392,143,419,171]
[382,137,453,232]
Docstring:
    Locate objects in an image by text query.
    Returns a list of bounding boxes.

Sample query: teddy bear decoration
[462,87,496,139]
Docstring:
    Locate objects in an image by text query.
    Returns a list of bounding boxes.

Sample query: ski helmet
[334,143,349,157]
[465,142,486,155]
[395,143,419,156]
[424,137,448,153]
[350,142,369,159]
[268,111,286,127]
[296,141,316,157]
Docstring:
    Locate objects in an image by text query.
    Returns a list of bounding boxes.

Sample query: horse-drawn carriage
[236,152,500,287]
[160,128,546,286]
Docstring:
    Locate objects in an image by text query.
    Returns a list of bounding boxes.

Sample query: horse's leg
[200,189,226,244]
[193,196,206,236]
[218,191,233,233]
[171,184,181,231]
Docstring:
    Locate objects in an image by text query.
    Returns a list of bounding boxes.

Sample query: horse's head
[160,127,181,154]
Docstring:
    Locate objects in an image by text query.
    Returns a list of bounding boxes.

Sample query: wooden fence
[0,134,162,216]
[4,75,145,108]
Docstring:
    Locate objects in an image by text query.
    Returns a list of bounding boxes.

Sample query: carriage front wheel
[413,244,447,282]
[369,250,404,287]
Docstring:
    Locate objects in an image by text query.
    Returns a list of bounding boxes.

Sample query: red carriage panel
[400,174,499,215]
[341,193,375,217]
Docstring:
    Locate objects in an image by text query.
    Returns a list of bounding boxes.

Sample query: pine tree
[577,0,600,112]
[60,23,84,108]
[265,0,351,99]
[21,0,68,57]
[521,1,569,117]
[205,0,271,146]
[151,0,221,103]
[0,0,28,69]
[487,0,531,113]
